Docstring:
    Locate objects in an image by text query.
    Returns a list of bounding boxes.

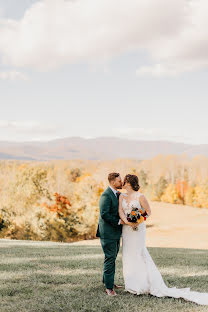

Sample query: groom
[96,172,123,296]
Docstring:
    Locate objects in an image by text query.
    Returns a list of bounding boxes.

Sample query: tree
[161,184,182,204]
[152,176,168,201]
[138,169,148,191]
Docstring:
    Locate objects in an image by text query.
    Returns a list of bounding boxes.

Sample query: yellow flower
[137,216,144,224]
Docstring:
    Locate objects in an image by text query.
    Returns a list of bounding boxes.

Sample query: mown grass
[0,239,208,312]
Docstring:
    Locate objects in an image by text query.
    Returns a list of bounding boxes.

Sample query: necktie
[116,191,120,199]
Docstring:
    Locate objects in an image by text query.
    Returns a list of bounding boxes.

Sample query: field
[140,200,208,250]
[72,200,208,249]
[1,201,208,312]
[1,238,208,312]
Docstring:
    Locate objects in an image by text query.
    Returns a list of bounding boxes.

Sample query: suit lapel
[107,186,119,204]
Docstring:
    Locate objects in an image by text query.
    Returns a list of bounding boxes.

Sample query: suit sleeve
[99,194,120,227]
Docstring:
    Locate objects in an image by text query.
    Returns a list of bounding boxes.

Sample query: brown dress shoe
[105,289,117,296]
[114,284,123,289]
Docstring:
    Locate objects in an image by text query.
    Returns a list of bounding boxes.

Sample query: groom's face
[113,175,123,190]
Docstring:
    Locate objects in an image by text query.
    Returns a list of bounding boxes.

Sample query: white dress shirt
[109,185,118,197]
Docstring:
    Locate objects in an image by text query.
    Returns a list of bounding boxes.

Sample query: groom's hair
[108,172,120,183]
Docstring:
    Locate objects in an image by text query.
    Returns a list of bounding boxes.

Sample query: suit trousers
[100,238,120,290]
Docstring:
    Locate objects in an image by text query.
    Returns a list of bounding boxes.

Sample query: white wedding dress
[121,192,208,305]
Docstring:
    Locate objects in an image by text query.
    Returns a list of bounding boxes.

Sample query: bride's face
[123,181,132,191]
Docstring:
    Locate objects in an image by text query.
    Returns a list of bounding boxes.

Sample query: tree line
[0,154,207,242]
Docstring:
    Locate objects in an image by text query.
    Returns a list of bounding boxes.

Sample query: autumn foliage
[42,193,71,217]
[0,155,207,242]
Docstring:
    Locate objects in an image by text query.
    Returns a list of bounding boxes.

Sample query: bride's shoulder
[120,193,127,197]
[136,191,144,198]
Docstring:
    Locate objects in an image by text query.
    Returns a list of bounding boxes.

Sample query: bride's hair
[123,174,140,191]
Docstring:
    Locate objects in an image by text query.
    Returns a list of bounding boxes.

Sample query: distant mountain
[0,137,207,160]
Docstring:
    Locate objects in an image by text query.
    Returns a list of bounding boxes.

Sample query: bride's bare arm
[118,196,137,227]
[139,195,151,216]
[119,195,129,224]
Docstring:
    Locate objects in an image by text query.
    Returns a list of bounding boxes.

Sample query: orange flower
[131,211,136,216]
[137,216,144,224]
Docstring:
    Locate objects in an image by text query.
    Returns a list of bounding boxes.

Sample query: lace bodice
[122,192,144,216]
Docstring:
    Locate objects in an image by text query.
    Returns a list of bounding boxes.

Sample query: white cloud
[0,121,61,141]
[0,122,207,144]
[114,127,178,140]
[112,127,204,144]
[0,120,52,131]
[0,0,207,76]
[137,0,208,77]
[0,70,28,80]
[0,0,187,70]
[136,63,196,78]
[136,64,179,78]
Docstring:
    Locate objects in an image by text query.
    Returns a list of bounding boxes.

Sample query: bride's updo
[123,174,140,191]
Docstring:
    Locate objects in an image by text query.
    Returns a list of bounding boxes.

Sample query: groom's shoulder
[100,187,113,201]
[101,187,110,197]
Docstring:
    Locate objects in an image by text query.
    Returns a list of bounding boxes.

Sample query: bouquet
[126,204,147,231]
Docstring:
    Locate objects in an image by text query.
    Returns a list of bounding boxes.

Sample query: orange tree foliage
[176,180,188,203]
[35,192,81,242]
[43,193,72,217]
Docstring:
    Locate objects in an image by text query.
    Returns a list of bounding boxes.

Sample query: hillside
[0,137,208,160]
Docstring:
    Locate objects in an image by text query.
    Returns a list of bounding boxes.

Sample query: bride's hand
[127,222,139,227]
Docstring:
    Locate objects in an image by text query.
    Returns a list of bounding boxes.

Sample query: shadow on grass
[0,244,208,312]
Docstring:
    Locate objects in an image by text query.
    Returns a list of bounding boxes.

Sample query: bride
[119,174,208,305]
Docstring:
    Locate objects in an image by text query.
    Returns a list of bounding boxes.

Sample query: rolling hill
[0,137,207,160]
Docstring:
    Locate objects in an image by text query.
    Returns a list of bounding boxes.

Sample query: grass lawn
[0,239,208,312]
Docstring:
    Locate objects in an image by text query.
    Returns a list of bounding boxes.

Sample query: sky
[0,0,208,144]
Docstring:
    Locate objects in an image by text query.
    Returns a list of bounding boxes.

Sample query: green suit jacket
[96,186,122,240]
